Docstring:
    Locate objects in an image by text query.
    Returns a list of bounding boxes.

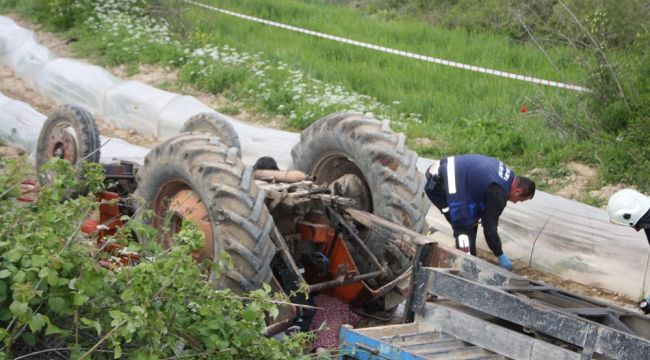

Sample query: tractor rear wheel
[134,133,276,293]
[291,112,430,284]
[291,112,430,232]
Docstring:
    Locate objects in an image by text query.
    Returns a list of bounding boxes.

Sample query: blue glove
[497,254,513,270]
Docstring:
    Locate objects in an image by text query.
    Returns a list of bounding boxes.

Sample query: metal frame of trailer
[339,242,650,360]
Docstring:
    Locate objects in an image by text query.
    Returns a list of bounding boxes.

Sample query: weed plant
[0,157,310,359]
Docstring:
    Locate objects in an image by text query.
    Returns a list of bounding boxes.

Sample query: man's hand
[497,254,513,270]
[639,296,650,314]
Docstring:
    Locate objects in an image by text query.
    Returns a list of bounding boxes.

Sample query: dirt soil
[476,249,638,310]
[0,16,640,310]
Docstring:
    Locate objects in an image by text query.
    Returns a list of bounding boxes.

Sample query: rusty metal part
[98,191,123,239]
[308,270,384,293]
[168,189,214,261]
[17,179,39,202]
[44,125,78,162]
[402,242,435,323]
[346,208,434,258]
[315,194,356,208]
[82,191,140,268]
[97,240,141,268]
[309,151,372,213]
[153,183,213,261]
[103,161,138,195]
[326,206,386,276]
[264,277,298,336]
[328,173,370,212]
[361,266,412,301]
[270,226,306,288]
[103,162,136,180]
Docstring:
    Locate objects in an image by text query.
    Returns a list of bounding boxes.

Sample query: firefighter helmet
[607,189,650,227]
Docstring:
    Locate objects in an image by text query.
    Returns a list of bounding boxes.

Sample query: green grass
[161,0,591,169]
[0,0,608,186]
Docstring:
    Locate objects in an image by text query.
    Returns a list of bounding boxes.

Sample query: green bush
[0,158,310,359]
[598,123,650,190]
[0,0,94,31]
[597,51,650,189]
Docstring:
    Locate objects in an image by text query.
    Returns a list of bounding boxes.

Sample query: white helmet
[607,189,650,227]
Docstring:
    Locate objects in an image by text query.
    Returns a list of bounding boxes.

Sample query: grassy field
[1,0,612,193]
[158,0,593,172]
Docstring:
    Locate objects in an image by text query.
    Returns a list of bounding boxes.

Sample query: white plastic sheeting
[0,91,150,164]
[36,58,119,115]
[1,15,648,300]
[98,136,150,165]
[0,15,297,167]
[427,191,650,299]
[0,93,46,158]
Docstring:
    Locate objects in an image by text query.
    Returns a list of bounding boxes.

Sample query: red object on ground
[521,104,527,113]
[17,179,39,202]
[309,294,361,350]
[81,219,99,234]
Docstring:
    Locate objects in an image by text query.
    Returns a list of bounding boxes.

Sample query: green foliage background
[0,0,647,191]
[0,157,308,359]
[331,0,650,190]
[0,0,648,356]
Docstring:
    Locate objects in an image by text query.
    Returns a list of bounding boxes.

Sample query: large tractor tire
[134,133,276,293]
[291,112,430,284]
[181,112,241,152]
[36,104,101,185]
[291,112,430,232]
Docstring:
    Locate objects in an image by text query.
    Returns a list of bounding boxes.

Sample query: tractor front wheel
[135,133,276,293]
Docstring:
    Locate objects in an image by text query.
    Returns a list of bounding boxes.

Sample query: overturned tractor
[35,104,432,333]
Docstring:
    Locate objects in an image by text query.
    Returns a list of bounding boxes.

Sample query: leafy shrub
[598,115,650,190]
[0,0,94,31]
[0,158,310,359]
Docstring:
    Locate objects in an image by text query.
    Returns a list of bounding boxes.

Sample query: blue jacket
[440,155,514,226]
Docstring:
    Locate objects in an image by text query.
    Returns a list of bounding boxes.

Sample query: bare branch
[78,321,126,360]
[557,0,630,110]
[510,8,561,74]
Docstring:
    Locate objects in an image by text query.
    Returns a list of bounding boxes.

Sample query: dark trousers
[424,172,478,255]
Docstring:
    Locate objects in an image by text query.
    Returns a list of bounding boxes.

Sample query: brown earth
[476,249,638,310]
[0,15,640,310]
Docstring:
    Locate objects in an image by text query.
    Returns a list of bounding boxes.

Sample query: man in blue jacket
[424,154,536,270]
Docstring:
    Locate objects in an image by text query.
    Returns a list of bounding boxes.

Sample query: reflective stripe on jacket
[440,154,514,226]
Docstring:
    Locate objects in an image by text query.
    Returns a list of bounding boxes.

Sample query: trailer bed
[339,321,506,359]
[338,242,650,360]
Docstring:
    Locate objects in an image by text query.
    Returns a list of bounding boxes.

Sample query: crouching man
[424,154,535,270]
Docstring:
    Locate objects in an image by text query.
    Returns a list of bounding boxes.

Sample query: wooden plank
[346,208,435,258]
[381,331,453,346]
[340,324,500,360]
[406,339,466,353]
[356,322,420,338]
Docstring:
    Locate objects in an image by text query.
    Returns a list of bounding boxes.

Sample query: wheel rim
[44,123,79,163]
[312,151,373,212]
[153,181,214,261]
